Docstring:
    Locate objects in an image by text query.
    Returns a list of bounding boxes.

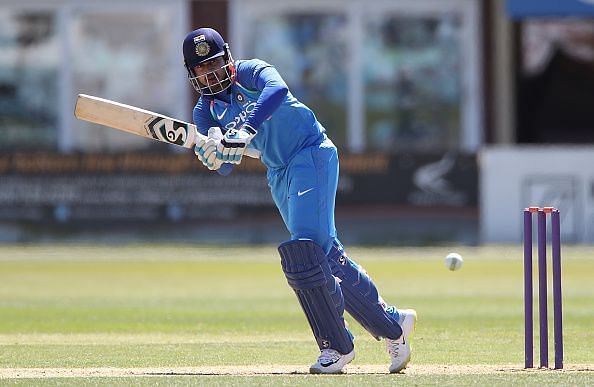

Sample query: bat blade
[74,94,261,160]
[74,94,196,148]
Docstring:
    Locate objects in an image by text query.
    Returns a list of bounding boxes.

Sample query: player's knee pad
[328,242,402,340]
[278,239,353,354]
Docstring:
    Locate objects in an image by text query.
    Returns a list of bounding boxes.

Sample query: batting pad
[328,243,403,340]
[278,239,354,354]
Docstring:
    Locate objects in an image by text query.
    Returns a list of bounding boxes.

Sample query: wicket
[523,206,563,369]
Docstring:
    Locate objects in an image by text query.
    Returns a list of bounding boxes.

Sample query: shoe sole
[309,350,355,374]
[389,310,417,374]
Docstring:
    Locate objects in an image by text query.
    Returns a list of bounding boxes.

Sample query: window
[0,1,188,152]
[240,12,348,147]
[233,0,482,152]
[0,9,59,150]
[363,15,463,151]
[70,6,186,151]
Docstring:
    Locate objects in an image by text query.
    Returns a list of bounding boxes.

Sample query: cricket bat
[74,94,261,159]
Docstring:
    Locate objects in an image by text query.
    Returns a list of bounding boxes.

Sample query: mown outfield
[0,245,592,385]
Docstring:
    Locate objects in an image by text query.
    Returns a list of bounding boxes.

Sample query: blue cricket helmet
[183,27,226,68]
[182,27,235,95]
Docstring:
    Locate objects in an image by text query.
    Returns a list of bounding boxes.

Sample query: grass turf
[0,245,592,385]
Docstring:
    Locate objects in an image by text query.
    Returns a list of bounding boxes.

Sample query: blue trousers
[268,140,402,340]
[267,139,338,253]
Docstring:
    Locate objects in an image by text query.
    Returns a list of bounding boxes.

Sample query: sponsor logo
[408,153,467,206]
[225,129,238,139]
[522,175,579,242]
[321,340,330,348]
[297,188,314,197]
[144,116,189,146]
[224,101,257,130]
[216,106,229,120]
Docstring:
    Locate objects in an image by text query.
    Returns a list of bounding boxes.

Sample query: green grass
[0,245,592,385]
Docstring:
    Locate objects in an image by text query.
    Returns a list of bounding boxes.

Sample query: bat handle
[217,163,234,176]
[205,127,261,159]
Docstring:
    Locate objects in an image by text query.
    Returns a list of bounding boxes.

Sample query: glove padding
[216,124,257,164]
[194,128,223,171]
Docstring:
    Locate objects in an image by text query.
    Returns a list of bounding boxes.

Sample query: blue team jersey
[192,59,327,169]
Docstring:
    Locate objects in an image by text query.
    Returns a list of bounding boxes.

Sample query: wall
[480,145,594,243]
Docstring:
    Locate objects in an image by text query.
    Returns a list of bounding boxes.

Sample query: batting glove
[194,131,223,171]
[216,124,257,164]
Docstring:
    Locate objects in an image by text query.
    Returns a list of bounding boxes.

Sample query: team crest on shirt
[236,92,245,104]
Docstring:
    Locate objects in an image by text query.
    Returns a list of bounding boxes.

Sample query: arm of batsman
[216,124,257,164]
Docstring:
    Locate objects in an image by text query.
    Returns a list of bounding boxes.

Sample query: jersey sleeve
[236,59,289,131]
[192,97,219,136]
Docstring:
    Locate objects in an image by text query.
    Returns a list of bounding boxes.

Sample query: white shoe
[386,308,417,373]
[309,348,355,374]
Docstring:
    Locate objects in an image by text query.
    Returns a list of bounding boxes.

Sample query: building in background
[481,0,594,243]
[230,0,483,153]
[0,0,592,244]
[0,0,189,152]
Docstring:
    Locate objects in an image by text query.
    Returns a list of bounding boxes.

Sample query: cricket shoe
[309,348,355,374]
[386,308,417,373]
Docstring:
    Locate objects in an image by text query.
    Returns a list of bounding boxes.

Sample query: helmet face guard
[186,43,235,96]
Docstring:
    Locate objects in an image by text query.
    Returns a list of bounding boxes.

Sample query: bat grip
[217,163,234,176]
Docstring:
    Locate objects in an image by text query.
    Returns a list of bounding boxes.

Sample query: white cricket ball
[445,253,463,271]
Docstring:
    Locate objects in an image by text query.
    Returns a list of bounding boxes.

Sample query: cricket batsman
[184,27,417,374]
